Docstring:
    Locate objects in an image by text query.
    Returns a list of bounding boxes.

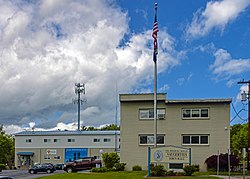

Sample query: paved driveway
[0,169,65,179]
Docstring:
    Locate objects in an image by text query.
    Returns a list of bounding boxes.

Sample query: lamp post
[99,149,104,167]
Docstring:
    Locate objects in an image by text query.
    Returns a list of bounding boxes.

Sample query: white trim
[182,135,209,145]
[182,108,209,119]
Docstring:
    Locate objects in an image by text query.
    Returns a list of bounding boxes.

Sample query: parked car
[54,163,64,170]
[29,163,56,174]
[64,157,101,173]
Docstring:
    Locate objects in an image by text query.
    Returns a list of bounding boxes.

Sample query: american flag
[152,3,159,62]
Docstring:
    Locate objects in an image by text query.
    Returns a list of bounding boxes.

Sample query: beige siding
[120,94,230,171]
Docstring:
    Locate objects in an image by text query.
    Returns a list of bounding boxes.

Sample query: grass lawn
[37,171,221,179]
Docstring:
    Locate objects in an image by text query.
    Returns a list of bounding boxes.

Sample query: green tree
[81,124,120,131]
[100,124,120,131]
[0,125,14,168]
[86,126,98,131]
[231,123,247,155]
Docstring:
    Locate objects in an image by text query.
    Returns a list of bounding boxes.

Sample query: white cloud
[186,0,250,38]
[159,84,170,93]
[0,0,182,133]
[176,78,185,86]
[210,49,250,78]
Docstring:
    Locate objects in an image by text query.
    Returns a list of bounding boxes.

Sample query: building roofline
[119,93,232,104]
[120,93,166,102]
[15,130,120,136]
[166,98,232,104]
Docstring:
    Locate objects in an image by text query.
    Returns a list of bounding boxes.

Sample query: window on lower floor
[93,138,100,142]
[139,134,165,145]
[104,138,111,142]
[44,139,51,143]
[67,138,75,142]
[182,135,209,145]
[169,163,183,169]
[54,156,61,160]
[54,139,61,142]
[44,156,51,160]
[25,139,32,143]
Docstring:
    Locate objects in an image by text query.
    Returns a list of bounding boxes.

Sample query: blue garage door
[65,148,88,163]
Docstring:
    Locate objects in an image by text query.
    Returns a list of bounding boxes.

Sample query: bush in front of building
[205,153,239,172]
[132,165,142,171]
[151,164,165,176]
[165,170,177,176]
[91,167,107,172]
[183,164,200,176]
[114,163,126,171]
[102,152,120,169]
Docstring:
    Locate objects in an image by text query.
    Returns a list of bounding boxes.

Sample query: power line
[231,103,247,122]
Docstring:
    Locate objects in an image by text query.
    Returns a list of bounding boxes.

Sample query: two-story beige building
[15,130,120,169]
[120,93,231,171]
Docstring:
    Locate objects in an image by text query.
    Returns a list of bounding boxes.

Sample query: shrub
[151,164,165,176]
[132,165,142,171]
[91,167,107,172]
[165,170,177,176]
[0,164,6,171]
[114,163,126,171]
[205,153,239,172]
[102,152,120,169]
[183,165,199,176]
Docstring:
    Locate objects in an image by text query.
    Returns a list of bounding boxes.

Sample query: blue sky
[0,0,249,133]
[118,0,250,123]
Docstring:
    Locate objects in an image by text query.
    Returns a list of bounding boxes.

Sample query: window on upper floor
[25,139,32,143]
[68,138,75,142]
[182,135,209,145]
[182,108,209,119]
[44,139,51,143]
[139,134,165,145]
[104,138,111,142]
[93,138,100,142]
[139,109,166,120]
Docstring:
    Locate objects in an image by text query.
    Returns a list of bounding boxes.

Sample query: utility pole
[238,80,250,170]
[73,83,86,131]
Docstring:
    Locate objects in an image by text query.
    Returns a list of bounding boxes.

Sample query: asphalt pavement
[0,169,65,179]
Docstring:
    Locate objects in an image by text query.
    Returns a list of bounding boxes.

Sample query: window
[54,139,61,142]
[182,135,209,145]
[68,139,75,142]
[54,156,61,160]
[44,139,51,143]
[93,138,100,142]
[104,138,111,142]
[182,108,209,119]
[25,139,32,143]
[44,156,51,160]
[201,109,209,117]
[139,109,166,120]
[139,134,165,145]
[169,163,183,169]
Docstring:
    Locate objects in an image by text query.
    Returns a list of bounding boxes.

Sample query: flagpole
[153,3,158,148]
[154,54,157,148]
